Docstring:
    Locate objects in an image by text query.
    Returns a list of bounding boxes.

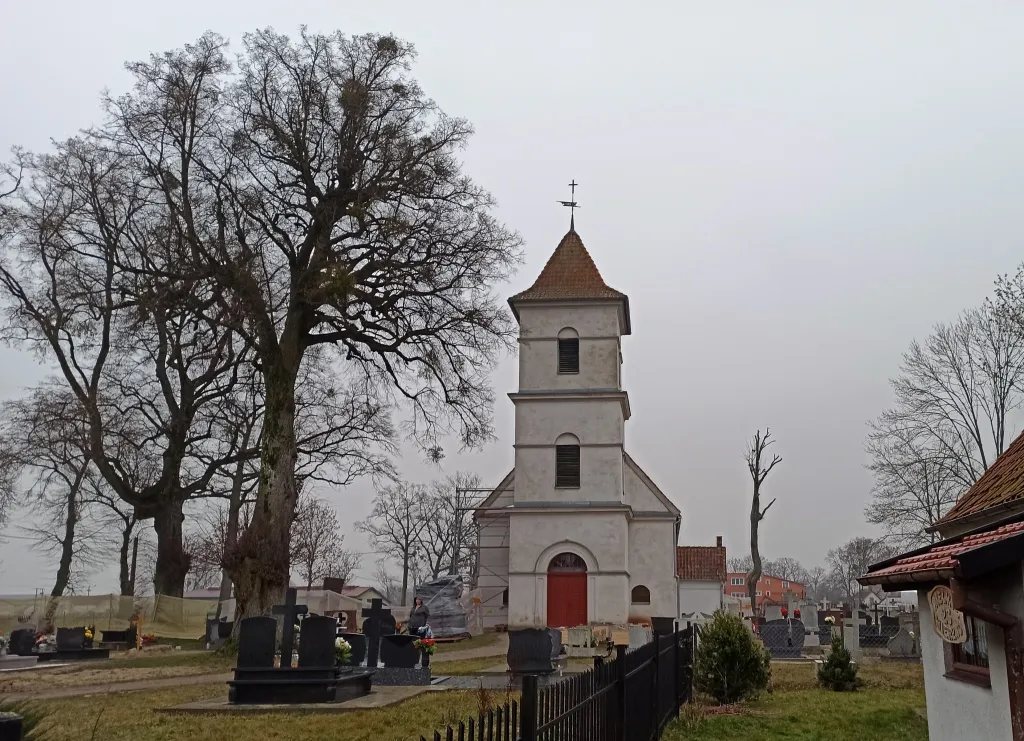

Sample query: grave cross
[272,587,308,662]
[361,598,392,668]
[871,602,882,633]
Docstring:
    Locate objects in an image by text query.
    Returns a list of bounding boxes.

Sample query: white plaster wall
[627,519,678,619]
[514,399,624,445]
[476,513,509,625]
[678,581,724,616]
[516,304,623,339]
[623,461,667,511]
[509,512,629,574]
[514,446,623,503]
[917,580,1017,741]
[519,337,620,391]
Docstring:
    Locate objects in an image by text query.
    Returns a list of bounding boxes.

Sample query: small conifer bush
[817,634,860,691]
[693,611,771,704]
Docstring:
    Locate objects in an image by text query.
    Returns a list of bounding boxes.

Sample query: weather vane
[558,180,580,229]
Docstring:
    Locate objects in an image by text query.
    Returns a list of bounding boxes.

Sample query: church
[474,223,681,630]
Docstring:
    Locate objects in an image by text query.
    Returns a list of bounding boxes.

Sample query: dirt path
[433,633,508,663]
[5,672,232,701]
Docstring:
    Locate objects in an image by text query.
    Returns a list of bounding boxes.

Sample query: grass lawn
[433,632,502,655]
[31,686,513,741]
[664,660,928,741]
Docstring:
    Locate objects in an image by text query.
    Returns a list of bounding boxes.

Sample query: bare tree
[727,555,753,573]
[290,494,355,590]
[826,537,892,607]
[358,482,429,605]
[416,472,481,579]
[865,414,962,547]
[870,307,1024,522]
[95,30,522,623]
[374,561,402,605]
[762,557,809,585]
[745,428,782,624]
[803,565,830,603]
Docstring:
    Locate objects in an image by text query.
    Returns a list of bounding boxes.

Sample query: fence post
[0,712,23,741]
[519,674,539,741]
[652,632,661,729]
[673,629,681,717]
[616,644,628,741]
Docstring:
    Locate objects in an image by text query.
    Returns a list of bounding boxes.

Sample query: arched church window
[557,327,579,374]
[555,433,581,488]
[548,552,588,572]
[631,585,651,605]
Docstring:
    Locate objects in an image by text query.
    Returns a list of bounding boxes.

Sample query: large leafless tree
[92,30,520,622]
[745,428,782,624]
[826,537,892,607]
[358,482,430,605]
[290,494,360,590]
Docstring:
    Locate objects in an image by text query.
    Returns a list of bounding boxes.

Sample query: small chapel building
[474,225,681,630]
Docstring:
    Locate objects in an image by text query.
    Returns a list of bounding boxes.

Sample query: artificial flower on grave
[794,609,801,619]
[141,634,157,647]
[413,638,437,656]
[824,616,836,625]
[84,626,94,641]
[335,637,352,665]
[780,608,788,618]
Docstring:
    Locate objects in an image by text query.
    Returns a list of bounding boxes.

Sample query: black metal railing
[422,626,695,741]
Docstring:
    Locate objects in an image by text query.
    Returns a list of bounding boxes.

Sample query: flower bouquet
[335,637,352,665]
[824,616,836,625]
[413,638,436,655]
[780,607,789,618]
[84,626,94,648]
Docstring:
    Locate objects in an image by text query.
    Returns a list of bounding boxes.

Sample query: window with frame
[631,585,651,605]
[555,445,581,488]
[783,581,789,588]
[756,591,761,597]
[944,616,990,687]
[557,335,580,374]
[731,577,744,586]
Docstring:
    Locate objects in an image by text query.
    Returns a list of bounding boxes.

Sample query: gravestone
[337,632,367,666]
[8,629,35,657]
[763,604,784,622]
[628,625,653,649]
[842,613,865,661]
[508,628,558,674]
[380,635,418,668]
[760,619,805,659]
[360,599,393,669]
[36,627,109,663]
[801,603,820,647]
[887,628,917,658]
[298,616,337,668]
[237,617,276,668]
[272,588,308,663]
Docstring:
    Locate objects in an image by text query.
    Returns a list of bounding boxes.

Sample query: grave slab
[162,684,429,715]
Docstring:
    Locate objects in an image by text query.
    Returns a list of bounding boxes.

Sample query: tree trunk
[118,526,134,596]
[747,492,763,631]
[44,486,80,629]
[401,548,411,607]
[227,364,299,626]
[151,499,190,597]
[215,457,248,617]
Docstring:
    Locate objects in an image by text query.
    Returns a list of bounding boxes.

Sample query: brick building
[725,572,806,608]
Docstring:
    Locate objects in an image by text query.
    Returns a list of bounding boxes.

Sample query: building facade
[677,539,727,618]
[725,572,806,608]
[474,226,681,629]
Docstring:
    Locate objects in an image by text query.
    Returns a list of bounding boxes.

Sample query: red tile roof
[677,546,727,581]
[509,229,627,304]
[939,431,1024,526]
[860,520,1024,586]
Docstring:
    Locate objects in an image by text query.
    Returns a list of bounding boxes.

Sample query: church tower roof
[509,227,631,332]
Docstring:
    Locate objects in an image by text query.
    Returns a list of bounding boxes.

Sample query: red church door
[547,552,588,627]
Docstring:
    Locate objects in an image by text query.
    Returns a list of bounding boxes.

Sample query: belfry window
[557,328,579,374]
[555,445,581,488]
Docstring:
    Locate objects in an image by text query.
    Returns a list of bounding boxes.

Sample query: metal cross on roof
[558,180,580,229]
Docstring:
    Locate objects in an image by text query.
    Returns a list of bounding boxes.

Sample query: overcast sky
[2,1,1023,594]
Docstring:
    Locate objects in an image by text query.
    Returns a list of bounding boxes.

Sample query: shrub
[817,634,860,691]
[693,611,771,704]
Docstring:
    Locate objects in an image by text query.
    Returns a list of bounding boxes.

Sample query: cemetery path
[3,671,233,701]
[432,633,508,664]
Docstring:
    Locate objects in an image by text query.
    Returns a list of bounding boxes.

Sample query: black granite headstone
[760,618,805,659]
[272,588,308,662]
[338,632,367,666]
[360,599,393,668]
[56,627,85,651]
[507,628,557,674]
[651,617,676,635]
[298,615,337,668]
[237,617,277,668]
[9,628,35,656]
[380,634,419,668]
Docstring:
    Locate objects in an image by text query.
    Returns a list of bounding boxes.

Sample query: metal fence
[421,627,695,741]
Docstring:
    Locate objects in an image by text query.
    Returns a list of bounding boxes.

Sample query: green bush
[817,634,860,691]
[693,611,772,704]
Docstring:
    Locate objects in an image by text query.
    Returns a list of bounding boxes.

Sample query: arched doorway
[547,552,588,627]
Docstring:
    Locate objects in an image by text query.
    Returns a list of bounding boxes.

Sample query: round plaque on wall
[928,585,967,644]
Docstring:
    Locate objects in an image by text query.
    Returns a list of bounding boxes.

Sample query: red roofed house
[860,430,1024,741]
[677,537,727,619]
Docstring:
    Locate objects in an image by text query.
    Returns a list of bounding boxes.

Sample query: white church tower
[474,223,680,630]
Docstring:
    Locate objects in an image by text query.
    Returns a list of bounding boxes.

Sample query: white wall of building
[627,518,678,619]
[917,568,1023,741]
[678,580,724,616]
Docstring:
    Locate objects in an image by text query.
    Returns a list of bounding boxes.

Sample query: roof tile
[677,546,727,581]
[940,431,1024,525]
[510,229,626,303]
